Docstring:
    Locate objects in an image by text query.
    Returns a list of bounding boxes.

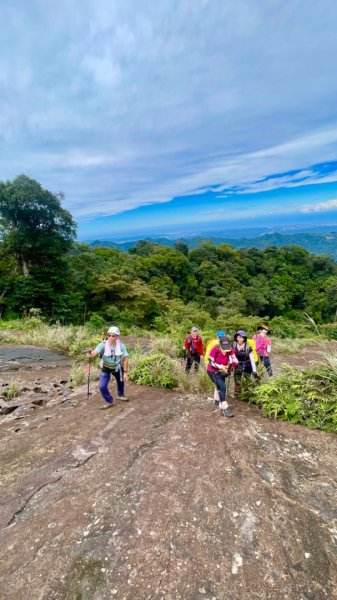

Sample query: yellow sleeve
[205,339,218,364]
[248,338,258,363]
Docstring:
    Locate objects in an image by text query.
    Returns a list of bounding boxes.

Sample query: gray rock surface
[0,346,336,599]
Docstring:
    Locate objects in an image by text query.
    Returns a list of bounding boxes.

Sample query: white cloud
[1,0,337,220]
[301,199,337,213]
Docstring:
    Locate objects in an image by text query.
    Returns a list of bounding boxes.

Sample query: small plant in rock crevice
[69,364,87,387]
[69,363,100,388]
[2,382,20,400]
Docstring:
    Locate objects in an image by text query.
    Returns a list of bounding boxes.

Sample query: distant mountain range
[90,231,337,260]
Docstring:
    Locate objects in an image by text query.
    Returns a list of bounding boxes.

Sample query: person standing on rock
[183,326,204,373]
[87,326,129,409]
[232,330,259,399]
[207,336,238,417]
[253,325,273,376]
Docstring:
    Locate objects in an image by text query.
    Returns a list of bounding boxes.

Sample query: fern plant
[250,363,337,432]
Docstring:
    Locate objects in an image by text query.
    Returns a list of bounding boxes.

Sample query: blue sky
[1,1,337,240]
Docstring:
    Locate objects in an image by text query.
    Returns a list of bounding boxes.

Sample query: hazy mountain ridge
[90,231,337,259]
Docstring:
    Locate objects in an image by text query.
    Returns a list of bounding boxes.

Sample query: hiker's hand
[221,365,228,372]
[82,347,93,356]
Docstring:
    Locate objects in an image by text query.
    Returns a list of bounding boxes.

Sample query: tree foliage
[0,175,76,315]
[1,187,337,331]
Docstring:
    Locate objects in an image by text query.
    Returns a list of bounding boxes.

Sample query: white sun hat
[107,326,120,335]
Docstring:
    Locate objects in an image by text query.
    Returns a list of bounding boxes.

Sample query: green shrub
[2,382,20,400]
[151,316,170,334]
[149,337,179,358]
[272,337,316,355]
[69,364,86,387]
[319,323,337,341]
[269,316,312,338]
[0,316,44,332]
[0,322,100,357]
[164,299,213,331]
[250,363,337,432]
[129,353,179,388]
[214,314,260,338]
[185,367,214,395]
[86,313,107,330]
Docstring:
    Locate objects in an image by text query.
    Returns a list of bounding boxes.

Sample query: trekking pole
[82,349,92,398]
[87,357,92,398]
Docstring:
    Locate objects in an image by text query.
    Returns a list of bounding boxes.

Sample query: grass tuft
[2,382,20,400]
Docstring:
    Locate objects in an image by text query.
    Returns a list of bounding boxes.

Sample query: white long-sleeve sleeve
[249,352,257,373]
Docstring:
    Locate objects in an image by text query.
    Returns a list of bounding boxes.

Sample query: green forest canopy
[1,176,337,331]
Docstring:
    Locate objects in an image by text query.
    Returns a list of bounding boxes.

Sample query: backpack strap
[187,334,199,353]
[233,341,250,359]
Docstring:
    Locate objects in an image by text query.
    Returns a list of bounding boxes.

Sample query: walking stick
[82,349,92,398]
[87,357,92,398]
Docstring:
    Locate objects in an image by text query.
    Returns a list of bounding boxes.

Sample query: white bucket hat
[108,326,120,336]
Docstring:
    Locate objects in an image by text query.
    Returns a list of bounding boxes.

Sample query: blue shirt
[95,341,128,370]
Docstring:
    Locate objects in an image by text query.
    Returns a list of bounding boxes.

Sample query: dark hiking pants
[185,352,200,373]
[258,356,273,377]
[207,371,227,403]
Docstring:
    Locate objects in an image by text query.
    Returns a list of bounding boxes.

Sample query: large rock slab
[0,378,336,600]
[0,344,70,371]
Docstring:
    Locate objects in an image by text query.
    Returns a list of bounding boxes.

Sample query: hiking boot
[223,408,234,418]
[99,403,115,410]
[118,396,129,402]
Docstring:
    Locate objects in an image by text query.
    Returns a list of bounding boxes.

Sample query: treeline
[1,176,337,335]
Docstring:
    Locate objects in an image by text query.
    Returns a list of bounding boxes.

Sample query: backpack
[252,334,266,355]
[187,334,200,354]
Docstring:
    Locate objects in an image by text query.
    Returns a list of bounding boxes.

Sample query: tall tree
[0,175,76,276]
[0,175,76,316]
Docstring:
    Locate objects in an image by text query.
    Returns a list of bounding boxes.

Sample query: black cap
[219,336,231,350]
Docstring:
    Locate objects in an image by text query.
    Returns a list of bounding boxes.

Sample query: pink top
[253,334,271,357]
[207,346,238,374]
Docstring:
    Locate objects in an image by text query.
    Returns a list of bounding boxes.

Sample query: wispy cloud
[1,0,337,223]
[301,199,337,213]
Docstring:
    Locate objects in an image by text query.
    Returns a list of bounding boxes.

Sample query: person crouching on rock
[87,326,129,409]
[205,329,226,405]
[207,336,238,418]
